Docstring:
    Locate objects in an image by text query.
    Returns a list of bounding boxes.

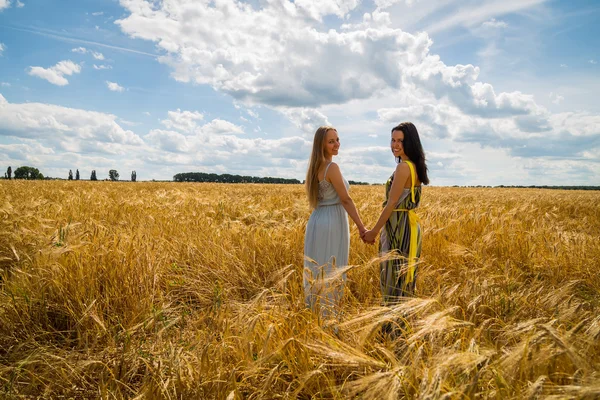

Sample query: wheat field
[0,181,599,399]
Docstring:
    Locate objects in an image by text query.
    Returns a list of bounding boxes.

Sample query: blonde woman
[304,126,367,317]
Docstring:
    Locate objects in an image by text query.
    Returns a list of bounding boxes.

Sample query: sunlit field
[1,181,599,398]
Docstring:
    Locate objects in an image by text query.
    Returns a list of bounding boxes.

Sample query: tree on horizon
[14,166,44,180]
[109,170,119,181]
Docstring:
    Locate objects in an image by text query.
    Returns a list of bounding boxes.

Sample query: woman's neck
[324,156,333,163]
[400,155,410,162]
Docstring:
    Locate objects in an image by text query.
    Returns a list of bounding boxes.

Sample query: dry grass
[0,181,599,399]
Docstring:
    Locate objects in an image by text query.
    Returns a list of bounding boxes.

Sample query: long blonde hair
[306,126,337,209]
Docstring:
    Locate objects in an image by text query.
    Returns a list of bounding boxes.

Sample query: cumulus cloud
[27,60,81,86]
[0,96,313,180]
[549,92,564,105]
[142,110,311,178]
[160,109,204,132]
[0,94,143,148]
[93,64,112,70]
[0,0,10,11]
[113,0,547,126]
[116,0,433,107]
[0,142,54,161]
[145,129,191,153]
[278,108,330,135]
[72,47,105,60]
[373,0,418,9]
[423,0,546,34]
[106,81,124,92]
[293,0,360,21]
[482,18,508,29]
[16,0,24,7]
[200,119,244,136]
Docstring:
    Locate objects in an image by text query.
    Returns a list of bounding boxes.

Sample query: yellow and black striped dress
[380,160,422,304]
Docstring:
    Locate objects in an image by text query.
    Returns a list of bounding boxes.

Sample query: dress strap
[405,160,416,203]
[323,162,333,180]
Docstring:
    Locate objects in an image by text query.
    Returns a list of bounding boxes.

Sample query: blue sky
[0,0,598,185]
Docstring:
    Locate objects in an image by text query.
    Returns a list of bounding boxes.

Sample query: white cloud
[119,119,140,127]
[92,11,104,16]
[0,43,5,56]
[374,0,418,9]
[106,81,124,92]
[27,60,81,86]
[293,0,360,21]
[145,129,191,153]
[200,119,244,136]
[143,111,151,116]
[116,1,433,107]
[0,97,312,180]
[0,142,54,161]
[143,111,310,175]
[560,64,567,68]
[92,51,105,60]
[0,82,10,87]
[278,108,330,135]
[549,92,564,105]
[161,109,204,132]
[590,60,597,65]
[93,64,112,70]
[16,0,24,7]
[0,94,143,148]
[0,0,10,11]
[482,18,508,28]
[423,0,546,34]
[72,47,105,60]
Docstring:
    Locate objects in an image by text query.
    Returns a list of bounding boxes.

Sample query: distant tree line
[173,172,301,184]
[3,166,139,181]
[348,180,370,185]
[494,185,600,191]
[452,185,600,190]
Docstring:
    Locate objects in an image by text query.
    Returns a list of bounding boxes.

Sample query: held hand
[362,229,377,244]
[358,226,368,237]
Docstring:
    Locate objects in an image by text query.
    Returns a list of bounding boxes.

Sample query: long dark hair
[392,122,429,185]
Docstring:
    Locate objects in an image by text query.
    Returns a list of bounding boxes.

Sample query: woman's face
[391,129,405,158]
[323,129,340,157]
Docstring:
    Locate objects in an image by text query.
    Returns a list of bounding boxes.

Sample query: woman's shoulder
[395,162,409,173]
[327,162,341,173]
